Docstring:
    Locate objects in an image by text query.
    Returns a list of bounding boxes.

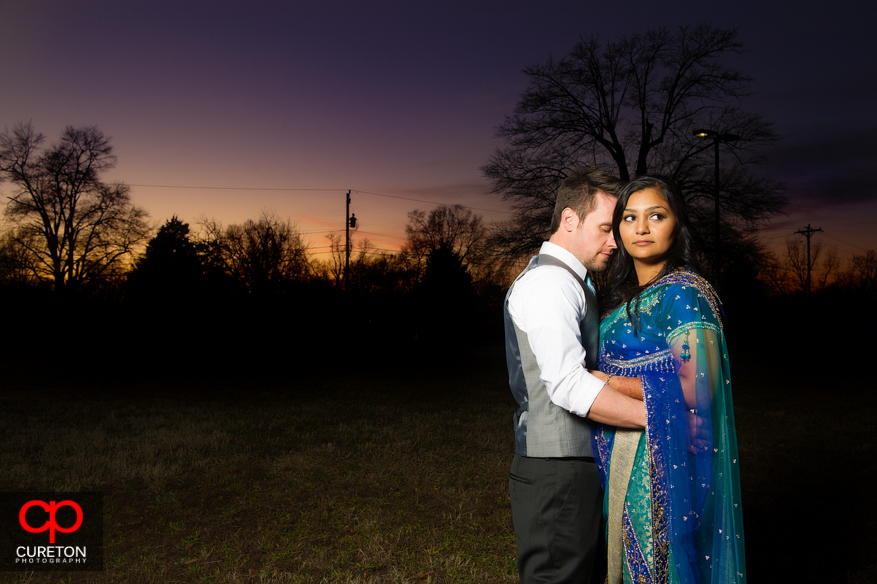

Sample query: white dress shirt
[507,241,606,417]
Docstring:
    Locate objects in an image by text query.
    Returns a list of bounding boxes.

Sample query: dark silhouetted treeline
[2,206,872,381]
[0,214,508,380]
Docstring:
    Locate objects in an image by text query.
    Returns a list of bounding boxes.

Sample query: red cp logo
[19,500,83,543]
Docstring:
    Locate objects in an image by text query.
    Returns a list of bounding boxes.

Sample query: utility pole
[344,190,357,292]
[794,224,823,294]
[345,190,351,292]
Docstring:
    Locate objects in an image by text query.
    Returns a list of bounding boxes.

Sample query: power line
[755,229,872,250]
[305,231,408,245]
[822,232,872,253]
[130,184,341,192]
[129,183,513,215]
[309,243,403,252]
[310,246,402,255]
[351,189,513,215]
[781,224,872,254]
[355,230,407,240]
[759,233,794,242]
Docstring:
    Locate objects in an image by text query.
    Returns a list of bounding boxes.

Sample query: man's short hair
[550,168,623,233]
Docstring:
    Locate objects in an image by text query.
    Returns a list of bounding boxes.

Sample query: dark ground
[2,305,874,582]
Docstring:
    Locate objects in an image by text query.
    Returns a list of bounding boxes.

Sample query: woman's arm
[590,370,644,401]
[669,325,720,452]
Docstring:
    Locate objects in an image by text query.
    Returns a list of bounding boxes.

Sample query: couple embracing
[504,169,745,584]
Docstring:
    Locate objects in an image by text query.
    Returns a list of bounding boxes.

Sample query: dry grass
[0,356,518,583]
[0,350,874,583]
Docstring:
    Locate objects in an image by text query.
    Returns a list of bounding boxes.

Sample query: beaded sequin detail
[654,270,724,333]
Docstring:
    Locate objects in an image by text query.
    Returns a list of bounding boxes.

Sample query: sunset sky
[2,0,875,263]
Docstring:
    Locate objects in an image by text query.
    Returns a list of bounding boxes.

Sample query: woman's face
[619,187,678,267]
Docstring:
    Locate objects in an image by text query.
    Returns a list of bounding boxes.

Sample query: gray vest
[504,254,599,457]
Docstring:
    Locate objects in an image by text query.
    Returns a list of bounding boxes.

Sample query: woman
[590,176,745,584]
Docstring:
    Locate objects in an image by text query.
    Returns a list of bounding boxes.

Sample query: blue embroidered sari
[594,271,746,584]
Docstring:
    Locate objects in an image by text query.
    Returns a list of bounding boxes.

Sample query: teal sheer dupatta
[594,271,746,584]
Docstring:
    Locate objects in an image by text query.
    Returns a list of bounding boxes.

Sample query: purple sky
[2,0,875,263]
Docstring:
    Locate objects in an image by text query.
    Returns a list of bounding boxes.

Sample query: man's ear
[560,207,579,232]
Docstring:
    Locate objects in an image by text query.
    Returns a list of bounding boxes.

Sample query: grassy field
[0,349,874,583]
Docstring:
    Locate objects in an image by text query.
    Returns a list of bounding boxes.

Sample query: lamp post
[693,129,740,285]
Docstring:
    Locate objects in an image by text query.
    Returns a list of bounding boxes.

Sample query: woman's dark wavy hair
[603,175,704,321]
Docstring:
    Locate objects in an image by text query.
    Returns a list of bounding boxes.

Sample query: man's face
[570,192,617,272]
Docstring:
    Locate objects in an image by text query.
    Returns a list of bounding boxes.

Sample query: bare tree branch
[195,210,310,294]
[0,122,150,292]
[482,25,786,265]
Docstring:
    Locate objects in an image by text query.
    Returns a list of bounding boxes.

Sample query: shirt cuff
[553,368,608,417]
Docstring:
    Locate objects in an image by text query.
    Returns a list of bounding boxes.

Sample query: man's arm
[586,384,646,428]
[509,267,605,416]
[509,265,645,428]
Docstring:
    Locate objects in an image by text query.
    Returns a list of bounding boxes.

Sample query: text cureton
[16,546,86,558]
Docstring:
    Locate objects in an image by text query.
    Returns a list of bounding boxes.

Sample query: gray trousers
[509,454,605,584]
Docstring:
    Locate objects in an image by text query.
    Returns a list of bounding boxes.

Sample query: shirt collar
[539,241,589,281]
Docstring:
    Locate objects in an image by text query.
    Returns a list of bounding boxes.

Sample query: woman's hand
[590,370,609,383]
[588,370,644,401]
[686,411,711,454]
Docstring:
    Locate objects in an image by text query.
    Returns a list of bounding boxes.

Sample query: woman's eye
[623,215,635,222]
[649,213,665,221]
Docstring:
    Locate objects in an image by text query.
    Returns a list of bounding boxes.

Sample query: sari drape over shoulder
[594,271,746,584]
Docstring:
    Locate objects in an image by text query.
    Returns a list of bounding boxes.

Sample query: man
[504,168,647,584]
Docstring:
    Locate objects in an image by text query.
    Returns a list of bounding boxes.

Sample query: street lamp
[693,129,740,285]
